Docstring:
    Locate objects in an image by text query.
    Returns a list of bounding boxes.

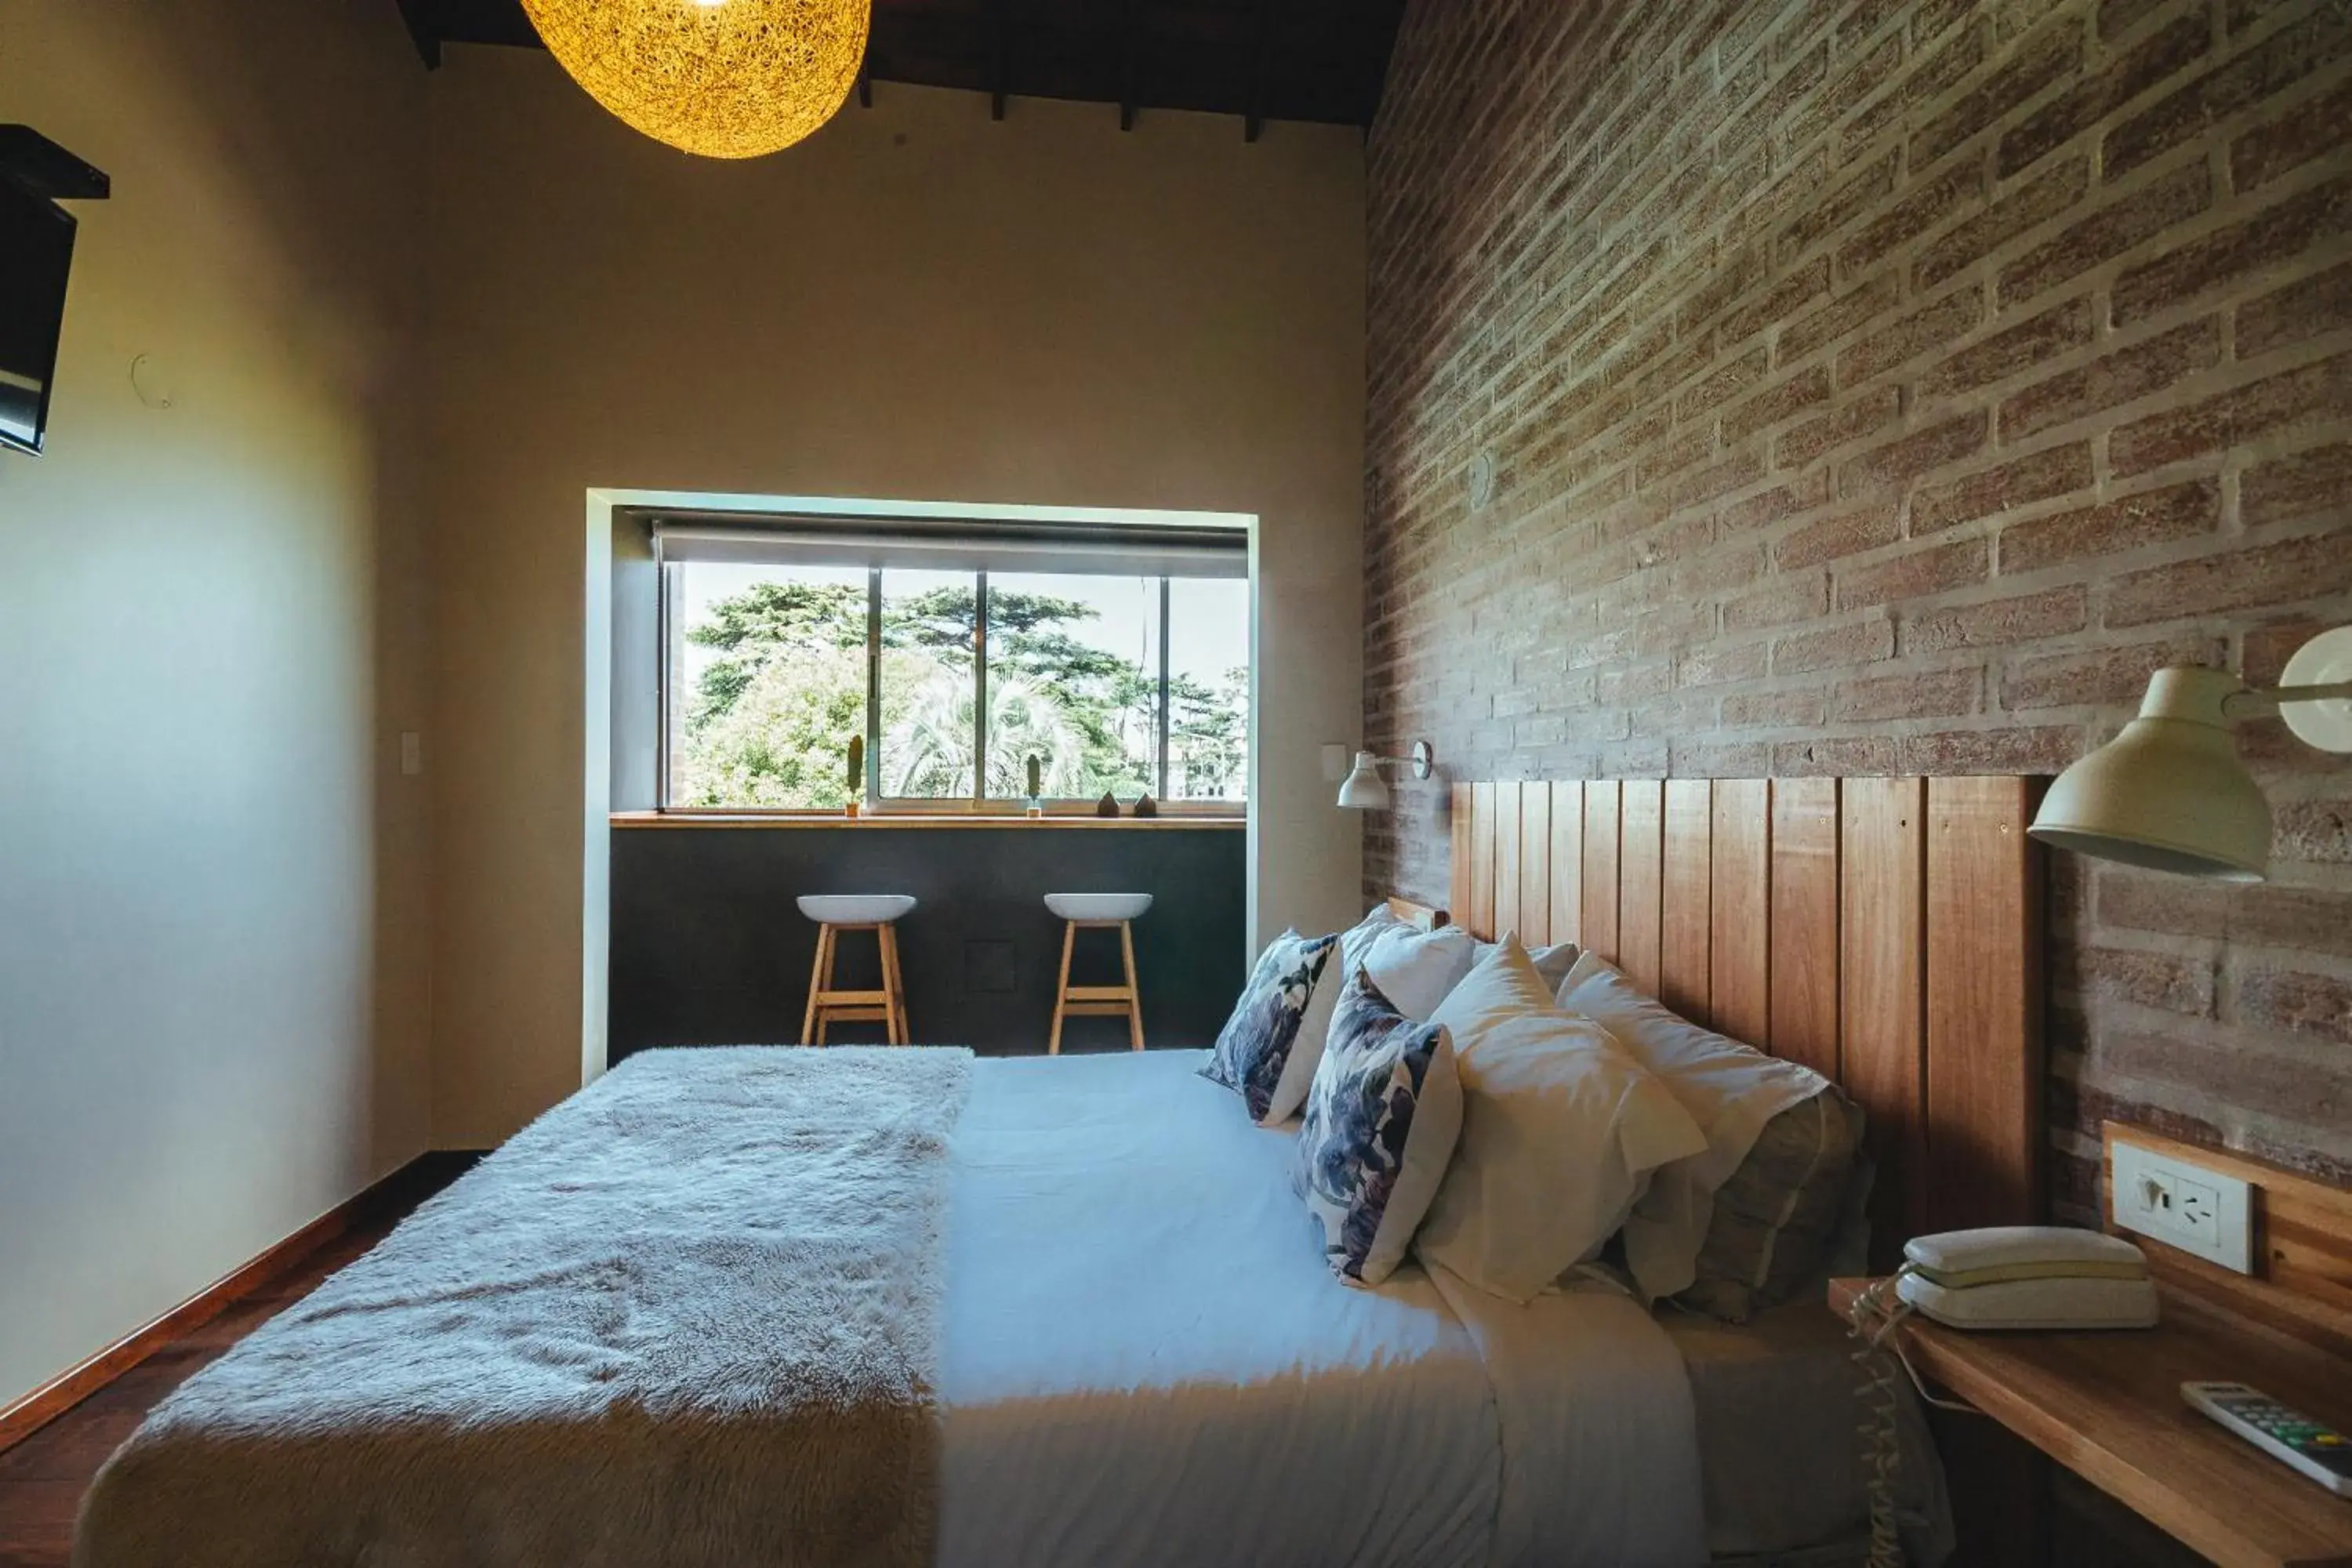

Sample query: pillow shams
[1295,972,1464,1285]
[1415,938,1705,1302]
[1556,950,1849,1303]
[1676,1087,1867,1323]
[1200,928,1338,1123]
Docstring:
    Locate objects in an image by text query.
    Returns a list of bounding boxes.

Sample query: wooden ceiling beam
[393,0,1403,131]
[1244,0,1281,143]
[395,0,444,69]
[990,0,1011,121]
[1120,0,1143,132]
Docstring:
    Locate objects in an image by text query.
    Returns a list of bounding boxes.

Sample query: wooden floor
[0,1163,466,1568]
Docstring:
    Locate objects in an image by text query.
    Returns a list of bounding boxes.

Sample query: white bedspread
[937,1050,1709,1568]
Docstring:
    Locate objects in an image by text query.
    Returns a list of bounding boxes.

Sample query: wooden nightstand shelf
[1830,1278,2352,1568]
[1828,1124,2352,1568]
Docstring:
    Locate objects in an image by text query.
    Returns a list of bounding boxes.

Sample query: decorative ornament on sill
[1025,754,1044,818]
[1096,792,1120,819]
[1134,794,1158,818]
[844,734,865,819]
[518,0,872,161]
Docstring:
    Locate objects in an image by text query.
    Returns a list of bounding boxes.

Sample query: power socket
[2111,1136,2253,1273]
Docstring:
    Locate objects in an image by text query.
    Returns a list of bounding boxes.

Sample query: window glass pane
[879,569,979,799]
[668,561,869,809]
[983,573,1160,800]
[1167,577,1250,800]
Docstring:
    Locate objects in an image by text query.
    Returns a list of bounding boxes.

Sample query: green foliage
[1170,666,1247,798]
[673,641,867,808]
[673,574,1247,808]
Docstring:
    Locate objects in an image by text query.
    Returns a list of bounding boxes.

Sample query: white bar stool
[797,895,916,1045]
[1044,893,1152,1054]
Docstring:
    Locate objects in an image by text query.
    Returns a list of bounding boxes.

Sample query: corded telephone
[1843,1228,2158,1568]
[1889,1226,2160,1330]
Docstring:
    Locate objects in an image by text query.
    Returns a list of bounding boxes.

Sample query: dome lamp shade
[520,0,872,161]
[1336,741,1436,811]
[2027,629,2352,884]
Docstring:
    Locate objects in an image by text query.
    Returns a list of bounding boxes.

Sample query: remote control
[2181,1381,2352,1497]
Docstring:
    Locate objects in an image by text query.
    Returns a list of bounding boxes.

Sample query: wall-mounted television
[0,173,75,456]
[2,126,107,458]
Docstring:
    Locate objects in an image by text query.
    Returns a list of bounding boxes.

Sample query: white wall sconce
[1337,742,1436,811]
[2028,627,2352,883]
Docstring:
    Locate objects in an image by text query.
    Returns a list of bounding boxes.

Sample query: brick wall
[1364,0,2352,1208]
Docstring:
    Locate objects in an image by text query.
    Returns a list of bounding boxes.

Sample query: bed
[78,772,2041,1568]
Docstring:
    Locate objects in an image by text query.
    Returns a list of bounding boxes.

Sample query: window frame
[656,549,1247,817]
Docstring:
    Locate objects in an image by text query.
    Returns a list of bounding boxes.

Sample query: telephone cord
[1845,1267,1979,1568]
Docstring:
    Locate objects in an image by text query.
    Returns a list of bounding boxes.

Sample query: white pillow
[1358,920,1479,1018]
[1476,930,1580,992]
[1279,914,1573,1118]
[1556,950,1831,1301]
[1416,938,1708,1303]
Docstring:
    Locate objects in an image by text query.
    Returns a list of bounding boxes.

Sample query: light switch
[399,732,423,777]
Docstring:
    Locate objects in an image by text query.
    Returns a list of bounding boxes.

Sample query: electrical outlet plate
[2112,1135,2254,1274]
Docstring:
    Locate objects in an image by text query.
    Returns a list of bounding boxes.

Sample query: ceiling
[394,0,1408,138]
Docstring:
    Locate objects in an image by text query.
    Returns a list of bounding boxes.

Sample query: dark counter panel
[608,826,1247,1059]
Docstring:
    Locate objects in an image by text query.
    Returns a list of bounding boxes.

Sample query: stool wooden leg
[801,924,833,1046]
[1119,919,1144,1051]
[1048,919,1075,1055]
[818,925,840,1046]
[880,924,906,1045]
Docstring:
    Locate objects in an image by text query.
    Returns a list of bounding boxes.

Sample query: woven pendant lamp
[520,0,871,160]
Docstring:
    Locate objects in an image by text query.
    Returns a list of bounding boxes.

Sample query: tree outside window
[666,561,1247,810]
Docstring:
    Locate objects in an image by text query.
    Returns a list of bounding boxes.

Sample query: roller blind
[652,514,1248,579]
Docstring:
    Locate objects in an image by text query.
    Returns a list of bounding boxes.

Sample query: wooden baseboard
[0,1149,481,1455]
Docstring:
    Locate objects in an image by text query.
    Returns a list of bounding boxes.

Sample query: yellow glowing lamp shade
[521,0,871,160]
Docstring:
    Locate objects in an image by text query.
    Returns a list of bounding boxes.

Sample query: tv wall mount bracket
[0,126,110,201]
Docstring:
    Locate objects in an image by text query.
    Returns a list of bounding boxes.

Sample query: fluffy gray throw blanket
[76,1046,975,1568]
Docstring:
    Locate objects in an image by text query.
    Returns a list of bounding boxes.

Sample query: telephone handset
[1893,1225,2160,1330]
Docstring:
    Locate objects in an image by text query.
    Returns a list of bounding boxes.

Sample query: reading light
[2027,627,2352,884]
[519,0,869,160]
[1337,742,1436,811]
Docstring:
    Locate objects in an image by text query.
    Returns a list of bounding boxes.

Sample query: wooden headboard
[1438,775,2045,1265]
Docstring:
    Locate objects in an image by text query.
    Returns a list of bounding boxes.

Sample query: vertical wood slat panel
[1926,776,2045,1234]
[1619,781,1665,996]
[1469,782,1498,942]
[1582,782,1621,962]
[1842,776,1927,1269]
[1768,778,1840,1077]
[1549,782,1584,949]
[1450,783,1474,931]
[1492,782,1523,946]
[1519,783,1552,947]
[1661,779,1713,1025]
[1710,780,1772,1049]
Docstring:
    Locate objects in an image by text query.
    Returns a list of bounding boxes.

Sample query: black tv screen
[0,173,75,456]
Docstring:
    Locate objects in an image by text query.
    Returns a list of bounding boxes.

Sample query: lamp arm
[2267,680,2352,705]
[2225,679,2352,717]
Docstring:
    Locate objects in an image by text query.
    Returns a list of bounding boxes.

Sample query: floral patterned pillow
[1201,929,1340,1123]
[1295,971,1465,1285]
